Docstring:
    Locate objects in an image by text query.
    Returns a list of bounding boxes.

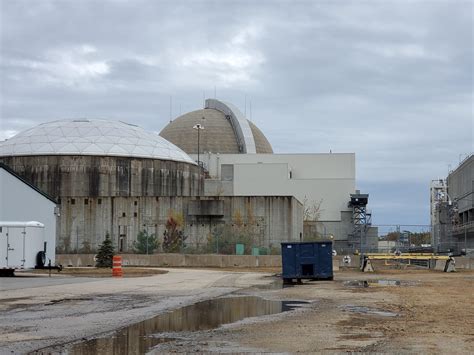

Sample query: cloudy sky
[1,0,472,226]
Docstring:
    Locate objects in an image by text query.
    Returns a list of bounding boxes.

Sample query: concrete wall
[198,153,355,222]
[447,155,473,217]
[57,253,283,268]
[57,253,344,270]
[445,155,474,246]
[0,168,57,263]
[58,253,474,270]
[54,195,302,253]
[0,156,303,254]
[0,155,203,198]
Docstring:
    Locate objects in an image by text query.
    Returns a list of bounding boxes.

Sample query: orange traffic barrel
[112,255,123,277]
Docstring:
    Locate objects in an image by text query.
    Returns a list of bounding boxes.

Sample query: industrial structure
[0,118,301,253]
[431,154,474,253]
[161,99,375,253]
[0,99,375,254]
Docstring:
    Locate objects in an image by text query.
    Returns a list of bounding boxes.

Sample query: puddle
[38,296,308,355]
[46,297,93,305]
[341,304,398,317]
[344,279,402,287]
[373,280,401,286]
[252,278,284,290]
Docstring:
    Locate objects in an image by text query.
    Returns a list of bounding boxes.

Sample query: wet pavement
[36,296,309,355]
[0,273,100,291]
[343,279,414,287]
[340,304,398,317]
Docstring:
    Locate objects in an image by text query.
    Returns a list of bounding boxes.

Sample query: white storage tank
[0,221,47,276]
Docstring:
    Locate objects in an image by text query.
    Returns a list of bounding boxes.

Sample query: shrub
[96,232,114,267]
[133,230,159,254]
[163,214,187,253]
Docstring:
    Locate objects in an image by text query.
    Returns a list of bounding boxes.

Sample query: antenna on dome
[244,95,247,116]
[250,99,252,121]
[169,96,173,123]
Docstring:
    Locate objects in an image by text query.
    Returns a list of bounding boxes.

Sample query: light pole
[193,123,205,168]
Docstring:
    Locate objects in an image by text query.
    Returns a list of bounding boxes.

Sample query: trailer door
[0,226,7,268]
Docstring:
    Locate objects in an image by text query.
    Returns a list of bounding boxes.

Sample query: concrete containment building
[0,118,302,253]
[161,99,273,154]
[161,99,373,252]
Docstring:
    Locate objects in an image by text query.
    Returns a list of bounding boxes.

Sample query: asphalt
[0,273,101,291]
[0,268,272,353]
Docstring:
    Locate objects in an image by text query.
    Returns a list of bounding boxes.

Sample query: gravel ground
[1,268,473,354]
[151,269,473,354]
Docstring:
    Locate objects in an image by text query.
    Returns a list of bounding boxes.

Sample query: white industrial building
[198,152,355,222]
[0,163,58,265]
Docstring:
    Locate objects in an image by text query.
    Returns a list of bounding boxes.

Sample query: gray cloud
[1,0,472,224]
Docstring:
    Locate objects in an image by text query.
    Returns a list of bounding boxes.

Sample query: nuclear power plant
[0,99,375,253]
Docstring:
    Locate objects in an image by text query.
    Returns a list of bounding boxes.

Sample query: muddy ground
[198,269,474,354]
[0,267,473,354]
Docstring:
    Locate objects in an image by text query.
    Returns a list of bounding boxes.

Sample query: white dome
[0,119,195,164]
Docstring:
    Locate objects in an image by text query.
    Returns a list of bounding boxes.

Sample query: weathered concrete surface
[57,253,283,268]
[0,268,272,353]
[0,155,203,198]
[53,195,302,254]
[455,256,474,269]
[57,253,343,270]
[0,155,304,253]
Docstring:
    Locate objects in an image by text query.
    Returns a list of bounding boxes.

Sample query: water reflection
[44,296,305,355]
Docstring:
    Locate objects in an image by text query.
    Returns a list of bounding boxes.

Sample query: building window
[98,198,102,205]
[122,212,126,217]
[134,212,138,217]
[134,201,138,206]
[71,199,75,205]
[84,199,89,205]
[119,236,125,252]
[221,164,234,181]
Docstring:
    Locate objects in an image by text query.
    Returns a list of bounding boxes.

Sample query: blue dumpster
[281,241,333,283]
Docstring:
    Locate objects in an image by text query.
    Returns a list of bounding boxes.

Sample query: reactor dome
[160,99,273,154]
[0,119,194,164]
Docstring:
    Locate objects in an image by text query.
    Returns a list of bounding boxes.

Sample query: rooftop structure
[0,119,194,164]
[160,99,273,155]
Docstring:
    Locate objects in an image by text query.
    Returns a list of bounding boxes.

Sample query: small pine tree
[96,232,114,268]
[133,230,159,254]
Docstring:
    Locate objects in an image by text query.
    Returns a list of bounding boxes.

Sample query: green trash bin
[235,243,245,255]
[251,247,260,256]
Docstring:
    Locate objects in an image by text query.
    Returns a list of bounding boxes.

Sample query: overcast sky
[1,0,472,226]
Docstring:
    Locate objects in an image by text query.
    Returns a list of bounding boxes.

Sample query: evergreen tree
[96,232,114,267]
[133,230,159,254]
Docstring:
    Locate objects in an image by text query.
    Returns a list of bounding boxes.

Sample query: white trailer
[0,221,55,276]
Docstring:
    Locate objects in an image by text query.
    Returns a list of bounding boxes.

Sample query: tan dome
[160,107,273,154]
